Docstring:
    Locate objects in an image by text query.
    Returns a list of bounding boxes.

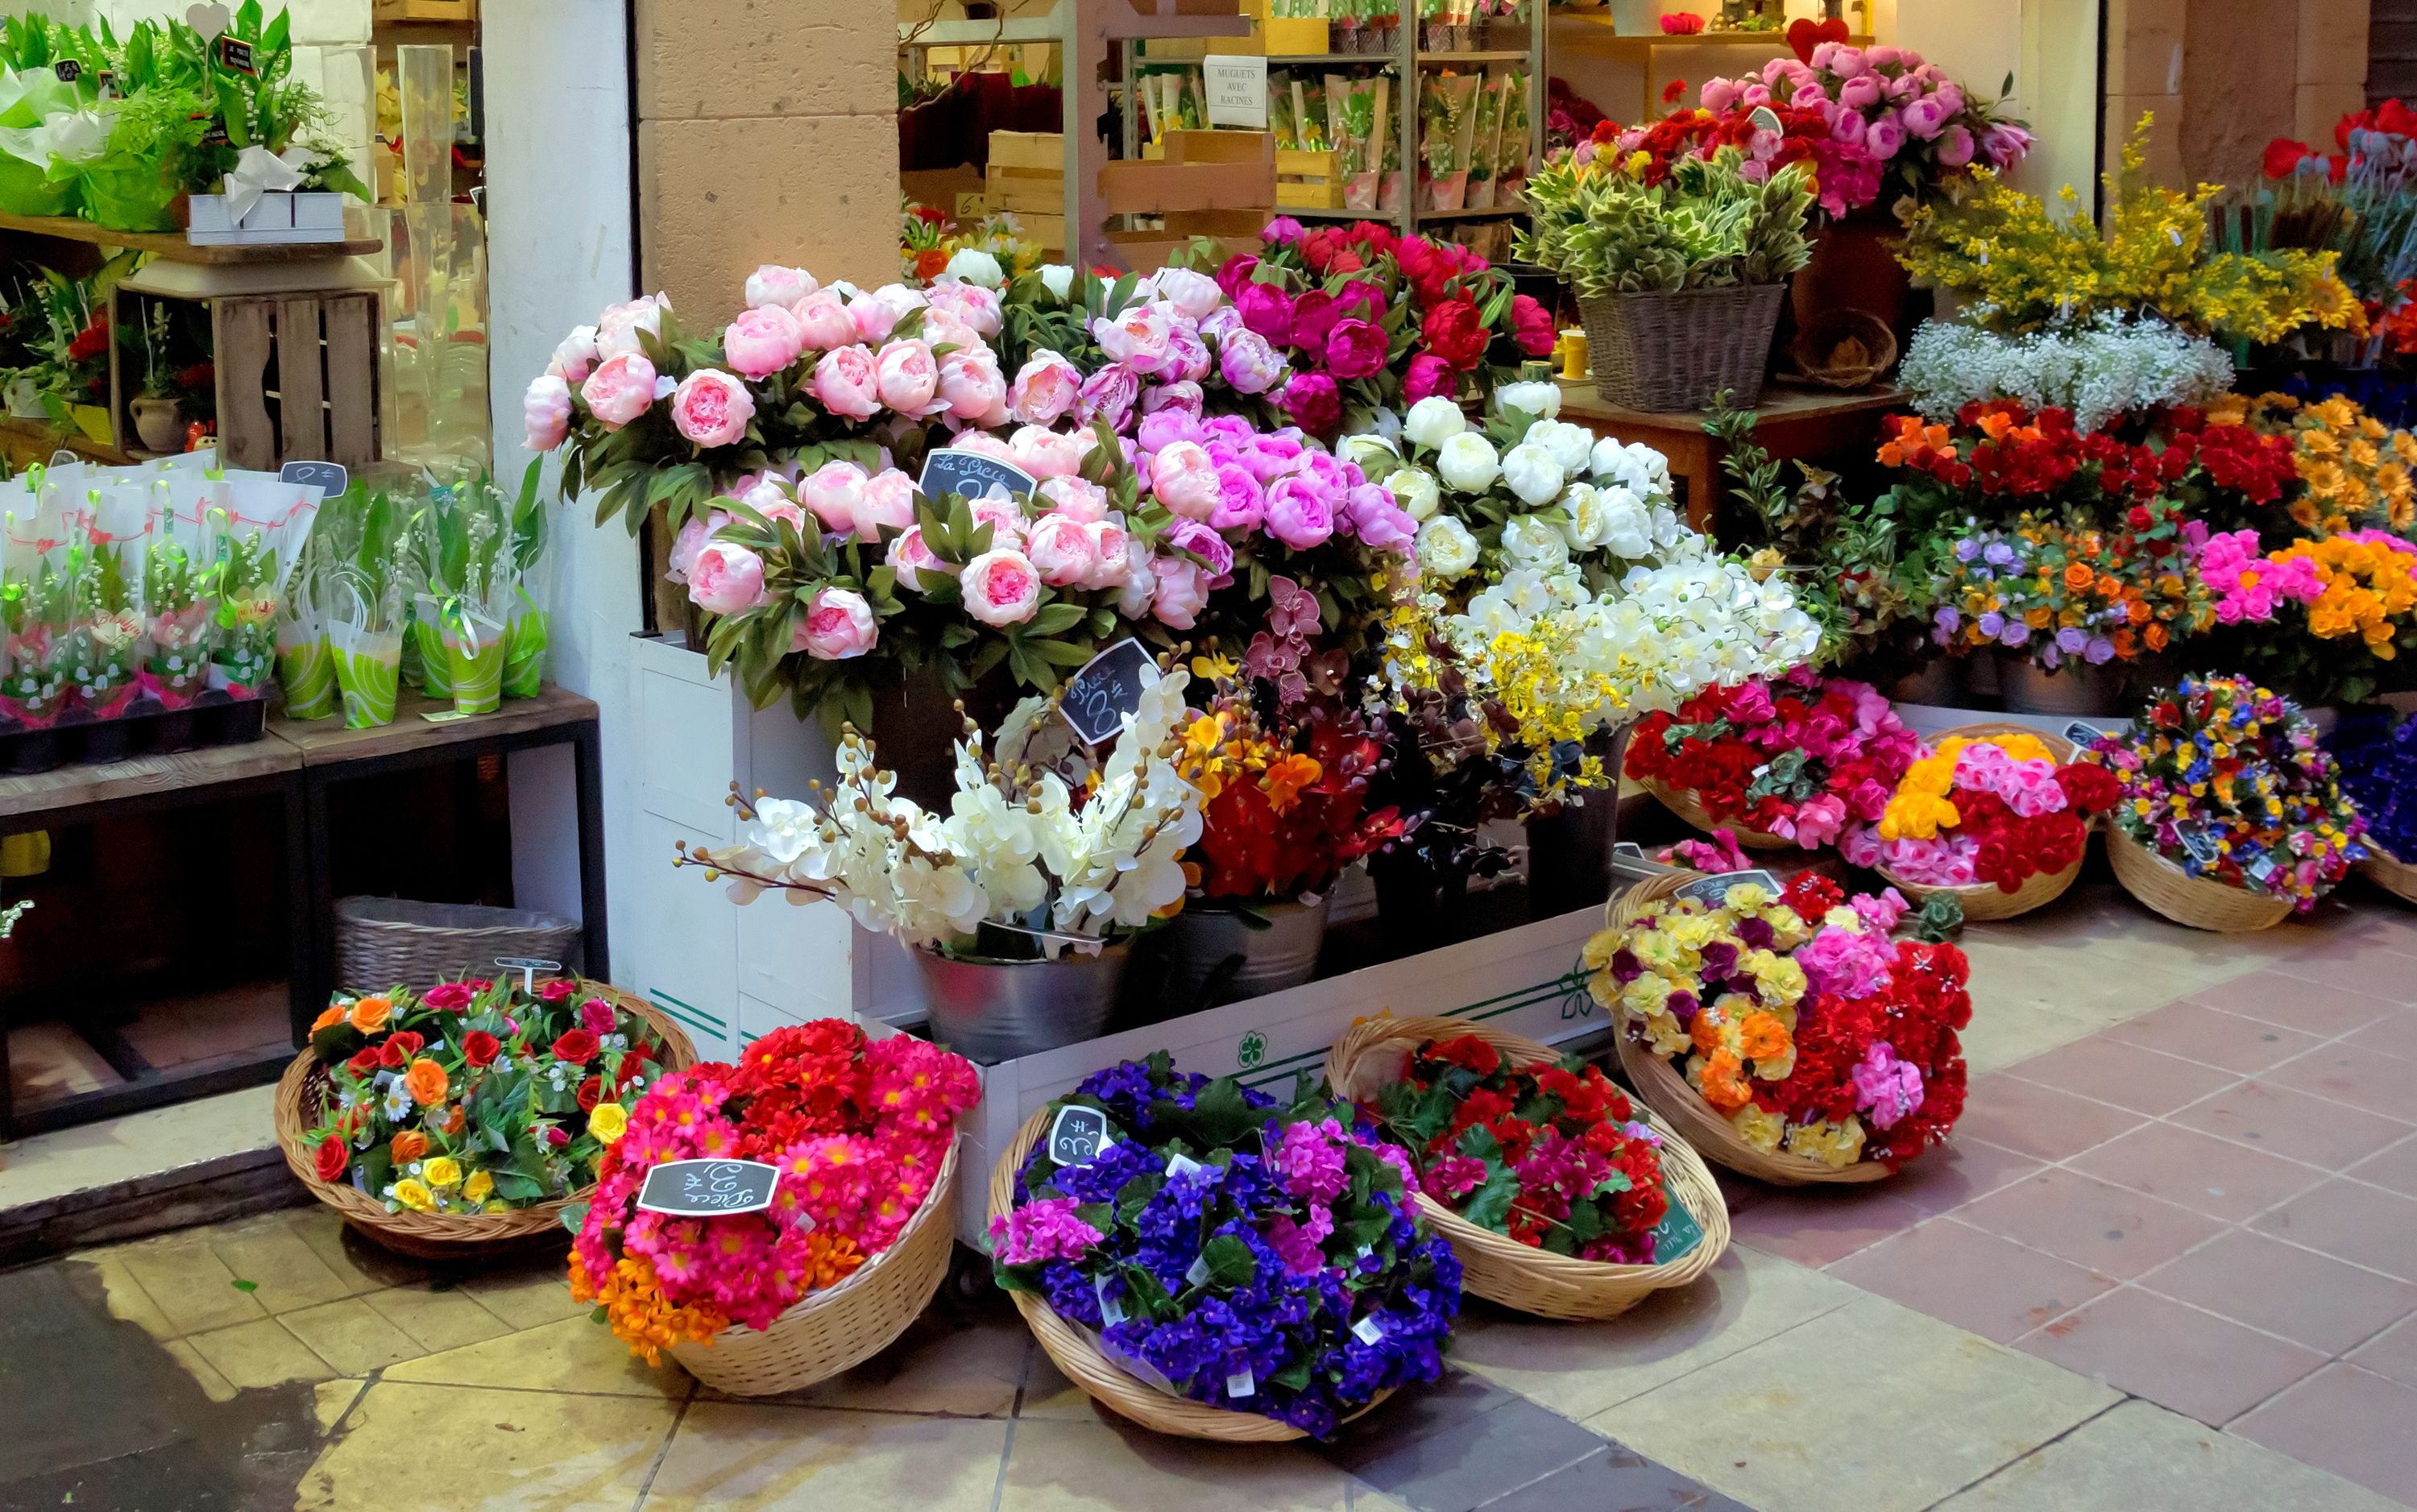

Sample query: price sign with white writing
[280,460,349,498]
[1673,869,1785,907]
[636,1159,782,1217]
[1048,1104,1117,1168]
[1058,638,1161,748]
[918,447,1036,505]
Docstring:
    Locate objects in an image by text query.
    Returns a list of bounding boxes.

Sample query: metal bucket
[914,941,1131,1064]
[2000,656,2124,716]
[1169,896,1331,1009]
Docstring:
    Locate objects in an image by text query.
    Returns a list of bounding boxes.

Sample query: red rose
[577,1075,603,1112]
[463,978,494,992]
[1509,293,1556,357]
[344,1047,382,1077]
[1300,227,1340,271]
[545,1125,570,1148]
[1421,298,1486,371]
[551,1029,599,1065]
[462,1029,501,1068]
[579,997,618,1037]
[535,979,577,1004]
[313,1137,350,1183]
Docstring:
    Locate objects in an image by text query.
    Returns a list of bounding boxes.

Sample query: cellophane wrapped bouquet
[1844,730,2122,891]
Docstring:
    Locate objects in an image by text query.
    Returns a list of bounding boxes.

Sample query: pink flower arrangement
[2192,527,2327,624]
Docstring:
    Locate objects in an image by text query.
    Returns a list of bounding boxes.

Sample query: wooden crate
[115,288,383,471]
[1276,147,1344,209]
[985,131,1067,255]
[373,0,475,18]
[1208,0,1331,56]
[1101,129,1275,215]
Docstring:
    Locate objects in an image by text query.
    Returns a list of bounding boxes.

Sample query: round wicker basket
[272,984,700,1260]
[668,1140,961,1394]
[1323,1016,1729,1320]
[334,897,582,994]
[1633,774,1793,851]
[986,1107,1391,1440]
[2357,843,2417,905]
[1602,872,1893,1187]
[2105,826,2293,934]
[1874,723,2087,922]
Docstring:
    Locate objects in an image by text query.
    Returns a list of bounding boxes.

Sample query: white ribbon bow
[221,144,313,226]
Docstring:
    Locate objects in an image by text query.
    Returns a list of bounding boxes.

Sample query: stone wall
[2105,0,2369,192]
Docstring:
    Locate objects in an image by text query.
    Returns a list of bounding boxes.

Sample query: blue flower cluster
[2325,706,2417,861]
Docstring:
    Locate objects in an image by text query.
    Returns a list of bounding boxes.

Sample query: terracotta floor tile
[1827,1217,2117,1343]
[2183,971,2401,1038]
[1954,1075,2150,1162]
[2065,1120,2328,1224]
[2345,1312,2417,1390]
[1958,1167,2228,1278]
[1887,1137,2045,1219]
[2345,1134,2417,1199]
[2339,1017,2417,1065]
[2274,945,2417,1006]
[1725,1187,1926,1267]
[2229,1365,2417,1506]
[2104,1001,2327,1076]
[2253,1179,2417,1282]
[2000,1036,2243,1116]
[2260,1046,2417,1124]
[2015,1286,2327,1426]
[2137,1228,2417,1353]
[2169,1080,2415,1171]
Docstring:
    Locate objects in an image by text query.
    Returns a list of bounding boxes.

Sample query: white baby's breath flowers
[1898,314,2235,433]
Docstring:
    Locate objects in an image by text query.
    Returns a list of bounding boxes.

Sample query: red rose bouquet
[1624,667,1920,847]
[1369,1034,1673,1261]
[568,1020,979,1362]
[1843,729,2122,890]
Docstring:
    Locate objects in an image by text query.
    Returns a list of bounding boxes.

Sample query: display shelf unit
[1548,17,1874,125]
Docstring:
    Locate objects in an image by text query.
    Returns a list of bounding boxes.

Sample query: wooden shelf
[0,212,382,267]
[269,683,599,766]
[0,735,299,822]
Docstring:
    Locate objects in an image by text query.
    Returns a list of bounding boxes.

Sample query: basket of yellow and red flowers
[274,976,697,1258]
[1325,1017,1727,1320]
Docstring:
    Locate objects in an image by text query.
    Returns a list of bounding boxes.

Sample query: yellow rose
[422,1157,462,1188]
[462,1170,495,1203]
[589,1103,629,1144]
[392,1179,435,1212]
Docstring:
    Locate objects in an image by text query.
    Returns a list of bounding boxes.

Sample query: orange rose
[1738,1012,1793,1062]
[442,1104,467,1135]
[404,1058,449,1106]
[390,1129,429,1163]
[310,1005,345,1033]
[2063,562,2094,590]
[2144,622,2168,651]
[347,996,392,1034]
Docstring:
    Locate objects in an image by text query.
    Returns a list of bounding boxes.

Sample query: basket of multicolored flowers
[1591,869,1972,1186]
[569,1020,980,1394]
[275,976,697,1258]
[986,1054,1460,1442]
[1324,1017,1727,1321]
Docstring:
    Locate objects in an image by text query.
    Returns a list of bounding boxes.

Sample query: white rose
[1499,443,1564,506]
[1416,516,1481,579]
[1385,466,1441,521]
[1495,380,1561,420]
[1557,482,1606,550]
[1596,486,1655,557]
[1499,515,1570,574]
[1341,432,1402,474]
[1530,420,1597,477]
[1435,432,1501,493]
[1039,263,1075,300]
[944,249,1005,288]
[1403,395,1470,449]
[1623,441,1673,495]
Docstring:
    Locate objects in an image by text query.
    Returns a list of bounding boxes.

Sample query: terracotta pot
[1790,209,1913,354]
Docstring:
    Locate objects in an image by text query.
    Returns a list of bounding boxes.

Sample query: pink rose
[1154,266,1224,321]
[1143,379,1204,416]
[1166,327,1213,384]
[1866,113,1906,159]
[1831,109,1868,147]
[875,339,942,417]
[1791,83,1830,109]
[792,290,858,350]
[1283,372,1341,435]
[792,588,878,660]
[922,305,981,354]
[925,280,1004,339]
[1809,40,1842,69]
[960,547,1042,626]
[688,541,766,615]
[1828,45,1868,77]
[1150,441,1223,520]
[886,524,958,591]
[1083,520,1132,589]
[1343,483,1416,552]
[1980,123,2035,168]
[722,305,806,380]
[1936,125,1975,168]
[523,375,570,451]
[1209,462,1265,531]
[1263,475,1335,549]
[1219,328,1290,395]
[581,353,664,429]
[1291,290,1341,352]
[595,293,670,361]
[1866,44,1902,66]
[551,325,599,383]
[1324,317,1387,381]
[813,345,881,420]
[1933,84,1965,118]
[1009,350,1084,425]
[1092,300,1179,375]
[1700,78,1742,113]
[664,510,729,584]
[1149,557,1211,630]
[1026,512,1101,586]
[1739,83,1772,109]
[852,469,919,538]
[1012,425,1088,480]
[1138,408,1203,457]
[745,265,816,310]
[670,370,754,447]
[801,461,868,532]
[1078,363,1140,431]
[1039,476,1109,521]
[939,344,1009,424]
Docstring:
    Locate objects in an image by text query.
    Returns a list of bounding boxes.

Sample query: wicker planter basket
[668,1140,961,1394]
[1875,723,2085,922]
[1603,873,1893,1186]
[988,1107,1391,1440]
[2359,844,2417,905]
[334,896,582,992]
[1577,284,1787,412]
[1324,1015,1728,1320]
[2107,827,2293,933]
[272,984,699,1259]
[1634,774,1793,851]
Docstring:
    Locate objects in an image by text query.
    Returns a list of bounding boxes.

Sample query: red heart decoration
[1818,16,1851,46]
[1785,18,1819,62]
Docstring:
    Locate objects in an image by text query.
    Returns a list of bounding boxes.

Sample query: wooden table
[1557,380,1905,536]
[0,684,605,1138]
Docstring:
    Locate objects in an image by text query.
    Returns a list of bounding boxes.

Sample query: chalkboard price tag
[918,447,1037,504]
[1058,637,1161,748]
[280,460,349,497]
[635,1158,782,1216]
[52,59,80,83]
[2063,720,2104,745]
[217,35,256,76]
[1047,1104,1116,1168]
[1673,869,1785,908]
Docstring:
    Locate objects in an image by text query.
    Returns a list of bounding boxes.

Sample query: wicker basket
[1578,284,1787,412]
[1875,723,2085,922]
[334,897,582,992]
[1323,1016,1729,1320]
[272,984,699,1259]
[2106,827,2294,934]
[988,1108,1391,1440]
[668,1140,961,1394]
[1602,872,1893,1186]
[1634,774,1793,851]
[2359,843,2417,905]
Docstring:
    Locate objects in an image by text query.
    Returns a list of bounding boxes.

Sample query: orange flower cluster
[568,1251,731,1366]
[2273,534,2417,655]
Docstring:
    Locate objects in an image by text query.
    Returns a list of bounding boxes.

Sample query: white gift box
[186,190,347,246]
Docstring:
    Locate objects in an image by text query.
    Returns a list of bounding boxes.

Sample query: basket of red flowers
[1591,869,1971,1186]
[1325,1017,1727,1320]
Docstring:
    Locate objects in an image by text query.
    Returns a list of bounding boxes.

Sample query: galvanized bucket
[914,940,1132,1064]
[1168,896,1331,1010]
